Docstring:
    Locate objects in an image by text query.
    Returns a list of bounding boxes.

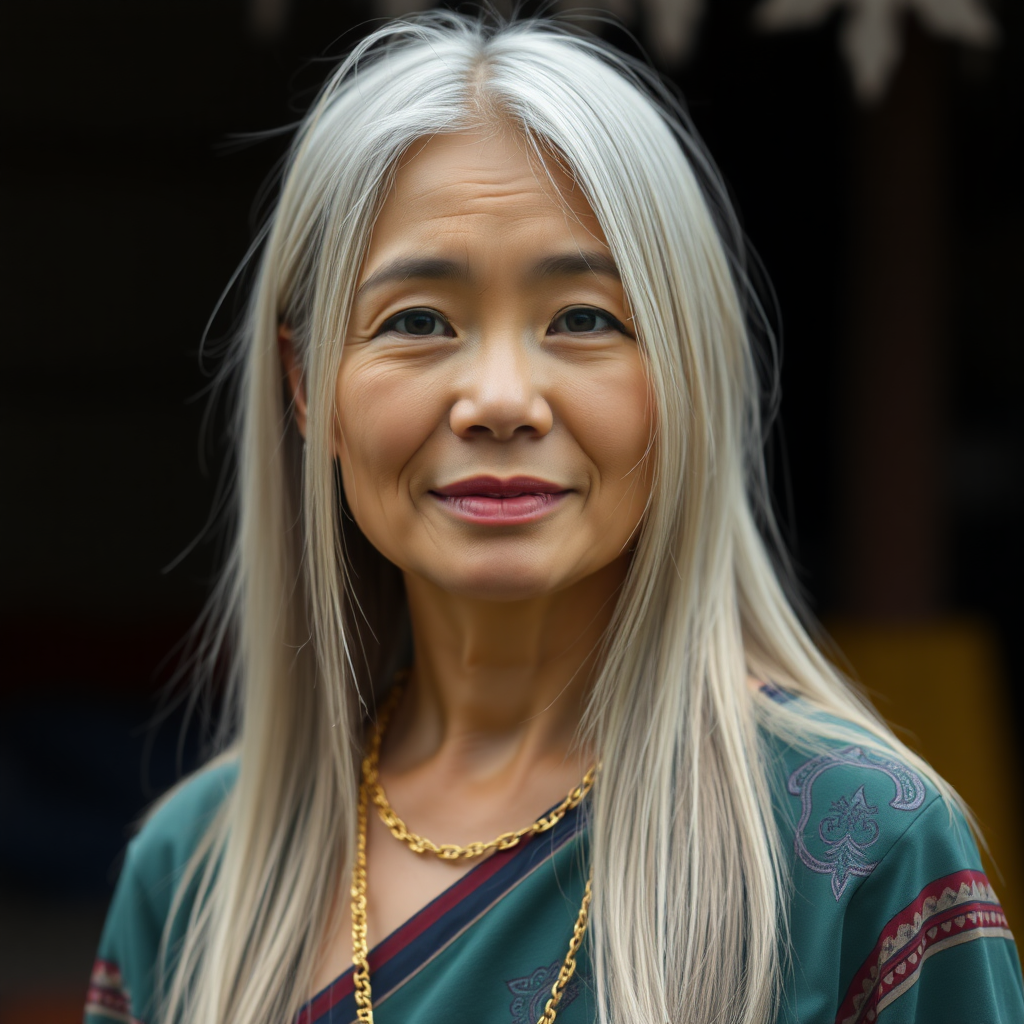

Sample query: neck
[386,556,629,779]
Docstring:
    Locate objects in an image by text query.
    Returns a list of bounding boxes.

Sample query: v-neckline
[298,801,586,1023]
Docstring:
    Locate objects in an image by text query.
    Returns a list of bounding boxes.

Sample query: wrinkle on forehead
[379,128,605,251]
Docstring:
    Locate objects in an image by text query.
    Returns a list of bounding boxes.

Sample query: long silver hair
[160,13,949,1024]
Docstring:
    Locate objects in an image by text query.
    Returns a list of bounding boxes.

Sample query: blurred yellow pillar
[827,617,1024,934]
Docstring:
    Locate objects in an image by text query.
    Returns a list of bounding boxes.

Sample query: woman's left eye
[549,307,624,335]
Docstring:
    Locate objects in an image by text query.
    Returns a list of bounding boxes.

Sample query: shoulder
[86,758,238,1024]
[119,755,238,930]
[129,755,239,891]
[760,706,1024,1022]
[762,716,944,903]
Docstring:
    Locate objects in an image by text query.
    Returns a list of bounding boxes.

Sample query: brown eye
[379,309,453,337]
[549,307,623,335]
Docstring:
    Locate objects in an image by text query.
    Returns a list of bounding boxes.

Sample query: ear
[278,325,308,438]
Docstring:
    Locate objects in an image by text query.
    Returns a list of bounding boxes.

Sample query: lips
[430,476,570,524]
[432,476,566,497]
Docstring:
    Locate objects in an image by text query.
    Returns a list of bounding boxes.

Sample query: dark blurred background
[1,0,1021,1017]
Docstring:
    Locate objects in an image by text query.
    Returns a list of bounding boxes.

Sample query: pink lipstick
[430,476,570,525]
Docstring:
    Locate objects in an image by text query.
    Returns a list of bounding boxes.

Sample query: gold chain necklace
[351,682,594,1024]
[365,685,597,859]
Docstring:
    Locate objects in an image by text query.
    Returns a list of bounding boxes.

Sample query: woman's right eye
[376,309,453,338]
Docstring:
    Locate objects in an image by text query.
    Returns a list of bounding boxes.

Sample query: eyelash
[374,306,631,339]
[376,309,454,338]
[548,307,631,337]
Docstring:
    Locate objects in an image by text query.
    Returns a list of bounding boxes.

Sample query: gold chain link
[351,778,374,1023]
[536,869,593,1023]
[350,680,594,1024]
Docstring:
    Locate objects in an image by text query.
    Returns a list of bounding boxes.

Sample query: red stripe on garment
[302,832,535,1022]
[835,868,1011,1024]
[86,957,138,1022]
[89,957,124,982]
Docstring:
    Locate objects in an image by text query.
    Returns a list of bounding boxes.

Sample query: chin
[430,559,569,603]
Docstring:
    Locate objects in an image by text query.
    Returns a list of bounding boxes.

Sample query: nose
[449,333,553,440]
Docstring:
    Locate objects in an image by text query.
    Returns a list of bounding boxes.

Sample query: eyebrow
[356,249,621,296]
[357,257,469,296]
[529,251,621,281]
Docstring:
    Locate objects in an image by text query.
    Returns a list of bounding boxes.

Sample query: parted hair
[159,13,952,1024]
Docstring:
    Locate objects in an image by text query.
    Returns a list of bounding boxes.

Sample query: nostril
[449,393,553,440]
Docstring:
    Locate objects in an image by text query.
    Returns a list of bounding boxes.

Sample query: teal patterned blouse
[85,711,1024,1024]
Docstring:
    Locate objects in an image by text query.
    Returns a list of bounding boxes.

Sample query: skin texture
[282,128,654,993]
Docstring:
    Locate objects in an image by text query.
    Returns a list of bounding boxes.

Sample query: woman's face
[335,129,653,601]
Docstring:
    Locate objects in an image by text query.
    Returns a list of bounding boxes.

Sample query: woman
[85,13,1023,1024]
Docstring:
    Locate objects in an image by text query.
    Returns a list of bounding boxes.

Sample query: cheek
[334,360,441,516]
[563,359,653,489]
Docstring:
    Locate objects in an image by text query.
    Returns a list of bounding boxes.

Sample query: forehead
[363,129,609,268]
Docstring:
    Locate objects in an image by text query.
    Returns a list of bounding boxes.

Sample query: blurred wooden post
[834,24,1024,932]
[839,23,947,619]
